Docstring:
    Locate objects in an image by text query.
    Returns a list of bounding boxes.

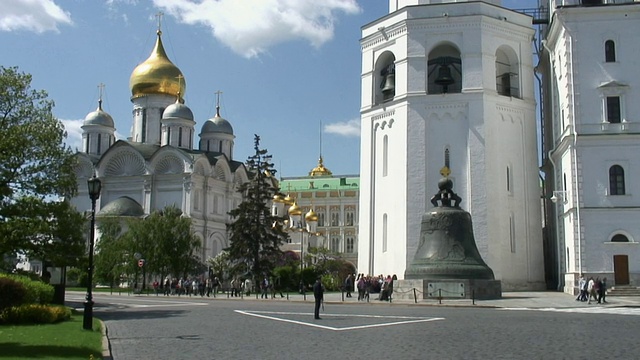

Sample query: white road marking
[500,307,640,316]
[67,294,208,308]
[235,310,444,331]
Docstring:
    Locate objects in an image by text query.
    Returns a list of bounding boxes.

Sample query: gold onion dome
[288,202,302,216]
[283,194,294,206]
[305,209,318,222]
[309,156,332,177]
[130,30,185,100]
[272,194,284,203]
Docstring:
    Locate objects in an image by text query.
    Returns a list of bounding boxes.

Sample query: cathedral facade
[69,29,247,263]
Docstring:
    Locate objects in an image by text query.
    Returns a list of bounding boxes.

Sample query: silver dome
[163,101,194,121]
[97,196,145,217]
[202,114,234,135]
[83,108,115,127]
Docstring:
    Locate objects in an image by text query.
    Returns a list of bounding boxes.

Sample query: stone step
[608,286,640,297]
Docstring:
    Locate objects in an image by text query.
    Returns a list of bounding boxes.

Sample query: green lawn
[0,313,103,360]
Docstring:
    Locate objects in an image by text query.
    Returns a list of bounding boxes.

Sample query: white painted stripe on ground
[235,310,445,331]
[500,307,640,316]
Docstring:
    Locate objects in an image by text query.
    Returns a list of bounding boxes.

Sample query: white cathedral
[358,0,640,293]
[70,28,248,262]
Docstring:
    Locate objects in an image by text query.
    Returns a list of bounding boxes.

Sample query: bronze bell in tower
[404,177,495,280]
[434,65,455,93]
[380,72,395,97]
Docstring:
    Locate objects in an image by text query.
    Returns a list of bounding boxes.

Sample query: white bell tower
[358,0,545,290]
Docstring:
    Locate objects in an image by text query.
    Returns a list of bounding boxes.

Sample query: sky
[1,0,539,178]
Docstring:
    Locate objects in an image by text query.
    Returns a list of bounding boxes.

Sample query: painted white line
[236,310,337,330]
[500,307,640,316]
[235,310,445,331]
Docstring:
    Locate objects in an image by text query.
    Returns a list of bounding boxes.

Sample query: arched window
[495,46,520,98]
[605,40,616,63]
[609,165,625,195]
[428,44,462,94]
[611,234,629,242]
[374,52,396,105]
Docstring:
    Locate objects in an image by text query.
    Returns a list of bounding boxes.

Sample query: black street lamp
[83,175,101,330]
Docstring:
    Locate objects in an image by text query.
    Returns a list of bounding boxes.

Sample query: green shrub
[0,274,54,304]
[0,304,71,324]
[0,277,27,310]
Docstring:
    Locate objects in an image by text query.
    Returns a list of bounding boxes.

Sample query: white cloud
[324,118,360,138]
[0,0,72,33]
[61,119,84,152]
[153,0,361,58]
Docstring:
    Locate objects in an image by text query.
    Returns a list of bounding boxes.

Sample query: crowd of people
[576,274,607,304]
[152,276,222,297]
[344,273,398,302]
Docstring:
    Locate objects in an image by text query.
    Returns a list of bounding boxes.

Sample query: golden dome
[273,194,284,203]
[130,31,185,100]
[288,202,302,216]
[309,156,332,177]
[283,194,294,206]
[305,209,318,222]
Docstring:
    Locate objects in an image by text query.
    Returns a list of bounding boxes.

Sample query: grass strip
[0,313,103,360]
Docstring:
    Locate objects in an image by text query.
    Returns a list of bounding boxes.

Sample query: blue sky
[1,0,538,178]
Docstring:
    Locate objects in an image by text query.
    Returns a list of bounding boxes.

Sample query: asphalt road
[66,292,640,360]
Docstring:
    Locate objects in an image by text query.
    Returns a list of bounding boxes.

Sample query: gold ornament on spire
[309,156,332,177]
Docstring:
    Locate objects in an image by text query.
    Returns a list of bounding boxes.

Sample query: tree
[0,66,80,268]
[94,218,127,288]
[226,135,287,286]
[124,205,202,282]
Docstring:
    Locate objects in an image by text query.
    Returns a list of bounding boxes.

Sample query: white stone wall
[359,2,545,289]
[544,3,640,290]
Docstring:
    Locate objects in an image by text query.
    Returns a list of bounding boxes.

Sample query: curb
[98,319,112,360]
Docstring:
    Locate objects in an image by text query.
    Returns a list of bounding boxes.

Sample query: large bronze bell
[405,177,495,280]
[434,65,454,86]
[380,73,395,96]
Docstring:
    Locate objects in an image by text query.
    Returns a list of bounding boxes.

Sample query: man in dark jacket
[313,277,324,320]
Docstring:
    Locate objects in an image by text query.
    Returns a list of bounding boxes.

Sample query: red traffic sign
[138,259,145,267]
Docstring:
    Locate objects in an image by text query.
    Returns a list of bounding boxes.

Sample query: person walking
[313,277,324,320]
[344,274,353,298]
[576,274,587,301]
[587,277,596,304]
[600,277,608,303]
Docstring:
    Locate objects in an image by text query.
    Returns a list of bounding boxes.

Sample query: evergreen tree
[226,135,287,285]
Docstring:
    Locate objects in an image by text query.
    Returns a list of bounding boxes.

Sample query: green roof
[280,175,359,192]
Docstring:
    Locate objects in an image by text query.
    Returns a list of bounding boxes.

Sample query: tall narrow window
[346,236,355,253]
[141,109,147,143]
[178,127,183,147]
[605,40,616,63]
[509,215,516,253]
[506,166,511,192]
[606,96,621,123]
[331,236,340,253]
[167,128,171,144]
[382,213,388,252]
[97,134,101,155]
[383,135,388,177]
[609,165,625,195]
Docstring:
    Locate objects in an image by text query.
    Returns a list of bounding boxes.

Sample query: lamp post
[84,175,101,330]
